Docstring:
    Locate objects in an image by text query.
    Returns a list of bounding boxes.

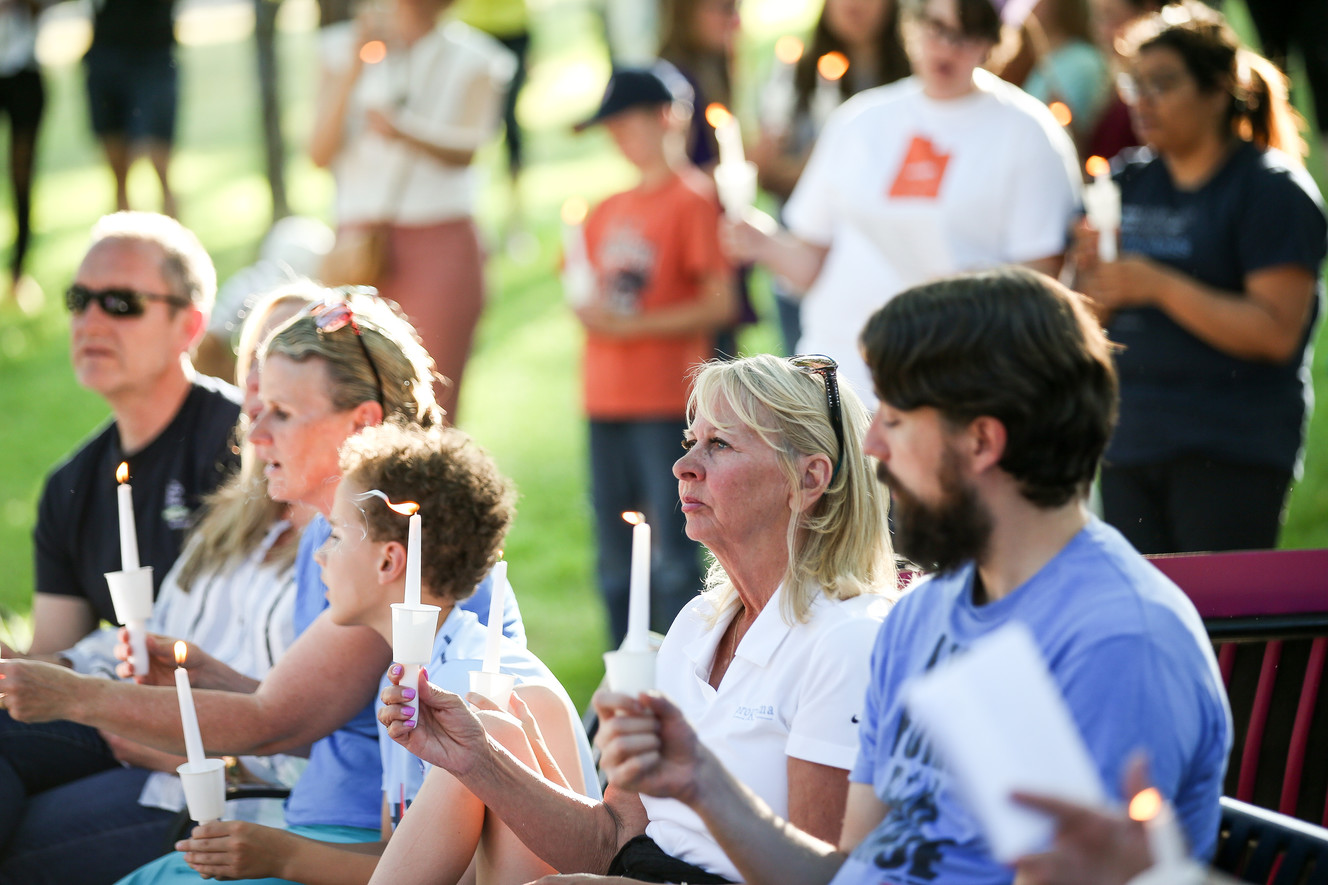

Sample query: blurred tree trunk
[319,0,353,26]
[256,0,288,220]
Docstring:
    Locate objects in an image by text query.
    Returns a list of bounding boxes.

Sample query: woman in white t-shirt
[309,0,514,422]
[728,0,1081,404]
[379,353,897,883]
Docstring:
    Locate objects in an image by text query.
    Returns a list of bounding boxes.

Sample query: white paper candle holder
[177,757,227,823]
[469,670,516,710]
[391,603,441,664]
[603,649,657,695]
[106,566,154,675]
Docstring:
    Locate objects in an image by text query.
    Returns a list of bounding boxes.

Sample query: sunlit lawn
[0,0,1324,708]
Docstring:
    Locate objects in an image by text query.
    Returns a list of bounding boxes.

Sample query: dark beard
[877,450,992,575]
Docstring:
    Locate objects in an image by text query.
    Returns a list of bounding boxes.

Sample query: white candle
[116,463,139,572]
[404,512,421,609]
[1129,787,1187,869]
[482,560,508,674]
[1084,156,1120,263]
[560,198,594,307]
[173,642,206,766]
[707,104,757,221]
[713,110,745,169]
[623,513,651,652]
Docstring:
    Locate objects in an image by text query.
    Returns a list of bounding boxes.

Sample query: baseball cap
[574,62,694,132]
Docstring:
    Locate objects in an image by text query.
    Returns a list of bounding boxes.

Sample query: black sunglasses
[789,354,845,479]
[305,292,386,412]
[65,284,192,318]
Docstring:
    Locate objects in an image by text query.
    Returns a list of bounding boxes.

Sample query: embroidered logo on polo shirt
[735,704,776,722]
[888,135,950,199]
[162,479,191,530]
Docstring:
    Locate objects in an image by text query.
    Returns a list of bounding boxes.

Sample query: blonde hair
[175,287,319,591]
[688,355,896,624]
[262,287,442,427]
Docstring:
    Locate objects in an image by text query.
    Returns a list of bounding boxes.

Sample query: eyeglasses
[65,284,192,318]
[305,293,386,412]
[913,13,985,50]
[1115,70,1190,105]
[789,354,844,479]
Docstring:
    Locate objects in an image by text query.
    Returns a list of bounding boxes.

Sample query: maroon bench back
[1149,549,1328,827]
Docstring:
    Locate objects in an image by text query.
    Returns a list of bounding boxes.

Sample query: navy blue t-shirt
[1105,142,1326,472]
[34,375,241,624]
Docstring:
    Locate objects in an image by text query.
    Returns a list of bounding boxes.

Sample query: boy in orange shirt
[572,65,737,647]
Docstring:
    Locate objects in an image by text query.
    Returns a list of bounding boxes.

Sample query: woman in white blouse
[310,0,514,422]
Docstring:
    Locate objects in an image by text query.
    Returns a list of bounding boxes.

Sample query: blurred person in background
[1082,0,1162,161]
[310,0,514,422]
[454,0,535,256]
[85,0,181,216]
[753,0,911,354]
[726,0,1081,406]
[1076,1,1326,555]
[658,0,756,356]
[0,0,45,311]
[1021,0,1110,149]
[569,65,734,645]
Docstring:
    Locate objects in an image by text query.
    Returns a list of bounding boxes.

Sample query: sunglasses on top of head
[65,284,192,318]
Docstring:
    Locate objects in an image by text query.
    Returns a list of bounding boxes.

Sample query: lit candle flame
[775,35,804,65]
[622,511,645,526]
[1086,155,1110,178]
[174,640,188,666]
[1049,101,1072,127]
[1128,787,1164,822]
[561,197,589,226]
[817,52,849,82]
[359,40,386,64]
[116,462,130,484]
[705,103,732,129]
[355,489,420,515]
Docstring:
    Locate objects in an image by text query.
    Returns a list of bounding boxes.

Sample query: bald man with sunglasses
[6,212,241,662]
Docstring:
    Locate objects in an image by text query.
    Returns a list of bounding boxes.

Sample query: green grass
[1,0,1325,708]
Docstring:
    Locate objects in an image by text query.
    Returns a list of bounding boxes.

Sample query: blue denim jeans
[0,712,176,883]
[589,419,703,647]
[0,764,175,885]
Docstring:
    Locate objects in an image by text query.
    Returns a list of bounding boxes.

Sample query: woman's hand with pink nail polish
[377,665,490,776]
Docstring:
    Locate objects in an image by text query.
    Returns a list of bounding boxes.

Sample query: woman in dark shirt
[1076,0,1327,554]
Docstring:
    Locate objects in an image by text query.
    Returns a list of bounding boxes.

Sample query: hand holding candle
[1084,156,1120,263]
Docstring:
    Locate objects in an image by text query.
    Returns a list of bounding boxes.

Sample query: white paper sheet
[901,621,1107,862]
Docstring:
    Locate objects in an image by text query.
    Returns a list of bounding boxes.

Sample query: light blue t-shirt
[830,518,1231,885]
[283,516,530,830]
[381,605,601,826]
